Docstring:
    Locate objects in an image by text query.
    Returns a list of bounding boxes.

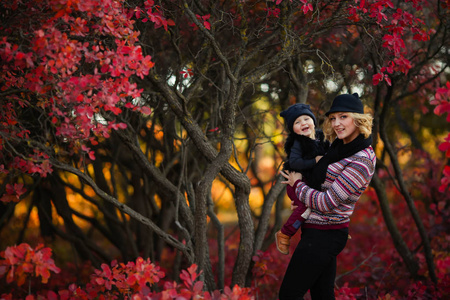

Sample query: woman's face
[329,112,360,144]
[292,115,315,138]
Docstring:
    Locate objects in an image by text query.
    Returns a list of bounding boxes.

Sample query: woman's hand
[280,170,302,187]
[290,200,298,211]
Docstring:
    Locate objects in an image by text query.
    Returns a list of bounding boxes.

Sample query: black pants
[279,227,349,300]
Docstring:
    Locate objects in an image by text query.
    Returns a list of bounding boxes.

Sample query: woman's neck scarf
[307,134,373,190]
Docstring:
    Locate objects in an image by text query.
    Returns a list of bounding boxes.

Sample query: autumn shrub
[0,243,61,295]
[1,183,449,300]
[332,188,449,300]
[1,225,449,300]
[0,243,256,299]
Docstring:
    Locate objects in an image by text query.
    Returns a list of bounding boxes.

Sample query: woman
[278,93,376,299]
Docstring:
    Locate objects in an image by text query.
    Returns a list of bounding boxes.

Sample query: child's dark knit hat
[280,103,317,132]
[326,93,364,116]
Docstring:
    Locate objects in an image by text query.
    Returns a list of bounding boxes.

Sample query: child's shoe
[275,231,290,255]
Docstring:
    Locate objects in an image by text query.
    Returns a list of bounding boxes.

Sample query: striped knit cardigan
[290,146,376,229]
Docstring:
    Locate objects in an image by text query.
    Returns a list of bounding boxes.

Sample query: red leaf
[384,76,392,86]
[372,73,383,86]
[139,106,152,115]
[88,151,96,160]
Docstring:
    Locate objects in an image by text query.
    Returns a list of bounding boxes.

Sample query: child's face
[292,115,315,138]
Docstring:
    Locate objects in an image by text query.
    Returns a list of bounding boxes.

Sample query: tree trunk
[377,86,437,282]
[371,174,419,277]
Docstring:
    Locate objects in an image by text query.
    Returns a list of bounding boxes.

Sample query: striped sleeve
[295,155,375,213]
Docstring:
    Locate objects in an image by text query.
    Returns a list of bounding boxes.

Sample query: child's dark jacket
[283,130,329,185]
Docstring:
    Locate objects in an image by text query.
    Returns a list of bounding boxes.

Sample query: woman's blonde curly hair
[322,112,373,143]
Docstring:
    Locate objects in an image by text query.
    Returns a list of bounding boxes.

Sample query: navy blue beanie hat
[280,103,317,132]
[326,93,364,116]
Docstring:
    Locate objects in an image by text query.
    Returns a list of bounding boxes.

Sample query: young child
[276,103,329,255]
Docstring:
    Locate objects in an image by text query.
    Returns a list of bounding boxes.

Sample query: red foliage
[0,243,60,286]
[0,244,255,299]
[1,211,449,300]
[90,258,164,294]
[1,0,156,202]
[1,0,448,299]
[346,0,430,87]
[431,81,450,192]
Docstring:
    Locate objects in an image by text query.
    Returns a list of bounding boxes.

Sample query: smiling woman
[323,93,372,144]
[328,112,360,144]
[278,93,376,300]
